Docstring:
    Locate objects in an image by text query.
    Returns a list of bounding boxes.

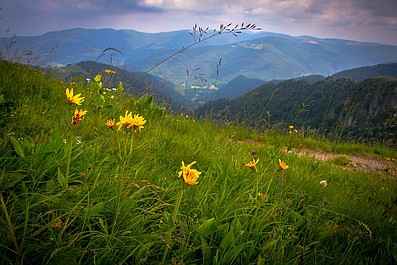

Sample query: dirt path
[294,148,397,178]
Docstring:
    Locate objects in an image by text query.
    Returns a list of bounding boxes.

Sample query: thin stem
[129,133,134,156]
[254,88,279,131]
[117,132,122,161]
[172,186,185,224]
[162,184,185,264]
[65,135,73,186]
[0,194,21,257]
[131,23,259,86]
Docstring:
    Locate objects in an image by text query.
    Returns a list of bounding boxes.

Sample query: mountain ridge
[2,27,397,86]
[196,73,397,145]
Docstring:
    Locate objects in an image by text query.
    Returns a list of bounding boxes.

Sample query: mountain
[2,27,397,90]
[0,28,269,67]
[214,75,265,99]
[210,63,397,100]
[126,35,397,85]
[196,76,397,145]
[332,63,397,81]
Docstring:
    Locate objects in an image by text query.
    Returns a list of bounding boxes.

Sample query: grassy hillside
[1,60,397,264]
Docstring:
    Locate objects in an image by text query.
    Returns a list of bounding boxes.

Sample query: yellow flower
[66,88,84,105]
[94,74,102,82]
[116,110,133,131]
[278,159,289,170]
[71,108,87,127]
[116,111,146,131]
[244,157,259,171]
[177,161,201,186]
[105,119,115,128]
[105,69,116,74]
[288,125,294,129]
[127,114,146,131]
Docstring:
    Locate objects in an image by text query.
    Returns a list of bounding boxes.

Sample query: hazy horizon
[1,0,397,45]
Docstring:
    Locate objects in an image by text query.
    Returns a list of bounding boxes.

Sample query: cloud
[1,0,396,44]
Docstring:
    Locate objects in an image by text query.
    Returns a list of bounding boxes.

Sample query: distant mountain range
[53,61,397,113]
[2,27,397,90]
[212,63,397,100]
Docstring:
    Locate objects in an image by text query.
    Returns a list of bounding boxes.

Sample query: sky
[1,0,397,45]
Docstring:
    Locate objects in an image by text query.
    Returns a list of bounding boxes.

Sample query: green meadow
[1,60,397,264]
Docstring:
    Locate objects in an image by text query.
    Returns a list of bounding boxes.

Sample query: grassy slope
[1,60,397,264]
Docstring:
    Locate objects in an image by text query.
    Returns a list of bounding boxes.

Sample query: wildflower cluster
[104,69,116,75]
[115,110,146,132]
[66,88,87,127]
[288,125,298,134]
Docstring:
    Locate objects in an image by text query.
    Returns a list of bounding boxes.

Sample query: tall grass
[1,60,397,264]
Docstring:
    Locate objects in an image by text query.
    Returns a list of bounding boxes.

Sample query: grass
[1,59,397,264]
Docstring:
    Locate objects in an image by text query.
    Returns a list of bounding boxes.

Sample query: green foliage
[197,76,397,146]
[1,60,397,265]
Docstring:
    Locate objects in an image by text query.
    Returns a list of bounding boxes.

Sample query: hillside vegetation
[197,76,397,146]
[1,60,397,264]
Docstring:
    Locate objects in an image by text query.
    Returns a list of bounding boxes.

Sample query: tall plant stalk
[1,194,21,261]
[254,88,279,131]
[162,184,185,264]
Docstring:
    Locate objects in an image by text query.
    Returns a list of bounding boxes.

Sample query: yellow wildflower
[105,119,115,128]
[66,88,84,105]
[245,157,259,171]
[116,110,133,131]
[177,161,201,186]
[278,159,289,171]
[94,74,102,82]
[71,108,87,127]
[127,114,146,131]
[116,111,146,131]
